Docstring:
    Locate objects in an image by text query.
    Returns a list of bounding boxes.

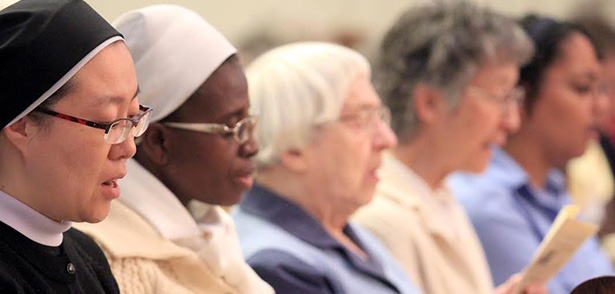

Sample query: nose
[373,119,398,151]
[109,134,137,160]
[501,102,521,134]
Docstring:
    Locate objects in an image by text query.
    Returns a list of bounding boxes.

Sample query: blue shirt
[448,147,614,294]
[232,184,421,294]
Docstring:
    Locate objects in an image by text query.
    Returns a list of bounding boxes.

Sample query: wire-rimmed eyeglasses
[35,104,153,144]
[163,114,258,145]
[466,86,526,111]
[338,106,392,134]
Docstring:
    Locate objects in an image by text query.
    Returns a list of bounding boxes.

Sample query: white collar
[384,153,452,205]
[0,189,71,246]
[118,159,202,240]
[118,159,274,293]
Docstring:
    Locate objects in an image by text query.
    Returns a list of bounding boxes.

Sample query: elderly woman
[449,15,615,294]
[352,2,545,294]
[0,0,148,292]
[74,5,273,294]
[232,42,420,294]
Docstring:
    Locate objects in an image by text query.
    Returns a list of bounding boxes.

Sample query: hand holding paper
[513,205,599,294]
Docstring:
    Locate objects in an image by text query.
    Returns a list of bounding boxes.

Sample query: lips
[100,171,126,199]
[233,161,256,189]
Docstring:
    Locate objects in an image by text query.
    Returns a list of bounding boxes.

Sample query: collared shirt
[0,189,71,246]
[384,153,465,241]
[448,147,615,294]
[235,184,413,294]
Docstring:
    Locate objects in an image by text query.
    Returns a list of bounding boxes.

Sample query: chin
[357,187,377,206]
[202,190,243,207]
[461,160,490,174]
[79,205,112,224]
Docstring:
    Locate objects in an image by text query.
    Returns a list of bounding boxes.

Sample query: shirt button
[66,263,76,274]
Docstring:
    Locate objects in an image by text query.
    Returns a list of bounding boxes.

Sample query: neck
[134,151,190,206]
[257,168,362,253]
[258,169,353,232]
[392,137,451,190]
[504,130,550,188]
[0,143,36,214]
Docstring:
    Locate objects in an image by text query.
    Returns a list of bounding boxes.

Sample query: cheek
[29,130,109,221]
[455,102,502,149]
[538,96,590,136]
[530,95,593,160]
[340,137,374,186]
[171,137,237,198]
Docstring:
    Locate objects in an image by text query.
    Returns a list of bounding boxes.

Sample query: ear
[137,122,172,166]
[279,148,309,173]
[2,117,37,154]
[413,83,447,124]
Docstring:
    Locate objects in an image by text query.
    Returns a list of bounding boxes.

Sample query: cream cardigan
[75,159,273,294]
[77,201,237,293]
[353,154,494,294]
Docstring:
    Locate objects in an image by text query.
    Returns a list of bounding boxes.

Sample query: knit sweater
[0,221,119,294]
[76,201,239,294]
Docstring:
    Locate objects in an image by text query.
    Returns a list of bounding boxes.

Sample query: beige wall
[84,0,613,45]
[3,0,614,59]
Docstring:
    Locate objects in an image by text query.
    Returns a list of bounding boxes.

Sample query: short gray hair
[248,42,370,168]
[377,1,534,142]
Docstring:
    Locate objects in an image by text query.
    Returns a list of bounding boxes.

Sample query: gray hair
[247,42,371,168]
[377,1,534,142]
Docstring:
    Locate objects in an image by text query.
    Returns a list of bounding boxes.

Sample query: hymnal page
[514,205,598,294]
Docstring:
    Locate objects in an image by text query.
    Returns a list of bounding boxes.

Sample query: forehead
[341,75,381,112]
[62,43,138,108]
[178,59,249,120]
[550,33,600,76]
[469,61,519,87]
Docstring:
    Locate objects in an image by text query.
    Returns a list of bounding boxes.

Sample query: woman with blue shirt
[449,15,615,294]
[232,42,420,294]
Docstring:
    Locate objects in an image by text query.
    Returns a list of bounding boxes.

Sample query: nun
[0,0,150,293]
[75,5,273,294]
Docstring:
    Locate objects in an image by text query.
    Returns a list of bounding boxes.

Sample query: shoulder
[448,173,515,221]
[354,190,420,232]
[0,256,19,293]
[248,249,334,294]
[75,201,189,260]
[248,249,323,274]
[65,227,109,265]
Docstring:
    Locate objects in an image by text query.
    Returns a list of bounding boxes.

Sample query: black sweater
[0,221,119,294]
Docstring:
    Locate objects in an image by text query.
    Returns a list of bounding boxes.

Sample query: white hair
[248,42,370,168]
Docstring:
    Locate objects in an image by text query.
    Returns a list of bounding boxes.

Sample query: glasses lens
[105,120,131,144]
[512,87,526,105]
[134,110,152,137]
[235,116,257,144]
[379,107,391,125]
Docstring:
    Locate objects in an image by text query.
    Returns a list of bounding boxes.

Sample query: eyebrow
[341,103,381,114]
[92,85,141,107]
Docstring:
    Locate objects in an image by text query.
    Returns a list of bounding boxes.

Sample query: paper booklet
[514,204,599,294]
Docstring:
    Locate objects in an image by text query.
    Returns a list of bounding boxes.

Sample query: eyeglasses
[338,106,391,134]
[466,86,526,112]
[35,104,153,144]
[163,115,258,145]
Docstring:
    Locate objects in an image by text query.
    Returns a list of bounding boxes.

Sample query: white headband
[113,4,237,122]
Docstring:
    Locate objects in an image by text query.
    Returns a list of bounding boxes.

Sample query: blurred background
[2,0,615,63]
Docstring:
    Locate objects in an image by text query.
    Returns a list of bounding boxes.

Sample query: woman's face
[158,58,258,206]
[302,75,397,212]
[437,60,521,173]
[523,32,602,168]
[24,43,140,223]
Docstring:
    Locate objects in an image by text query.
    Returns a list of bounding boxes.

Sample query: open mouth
[102,179,118,188]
